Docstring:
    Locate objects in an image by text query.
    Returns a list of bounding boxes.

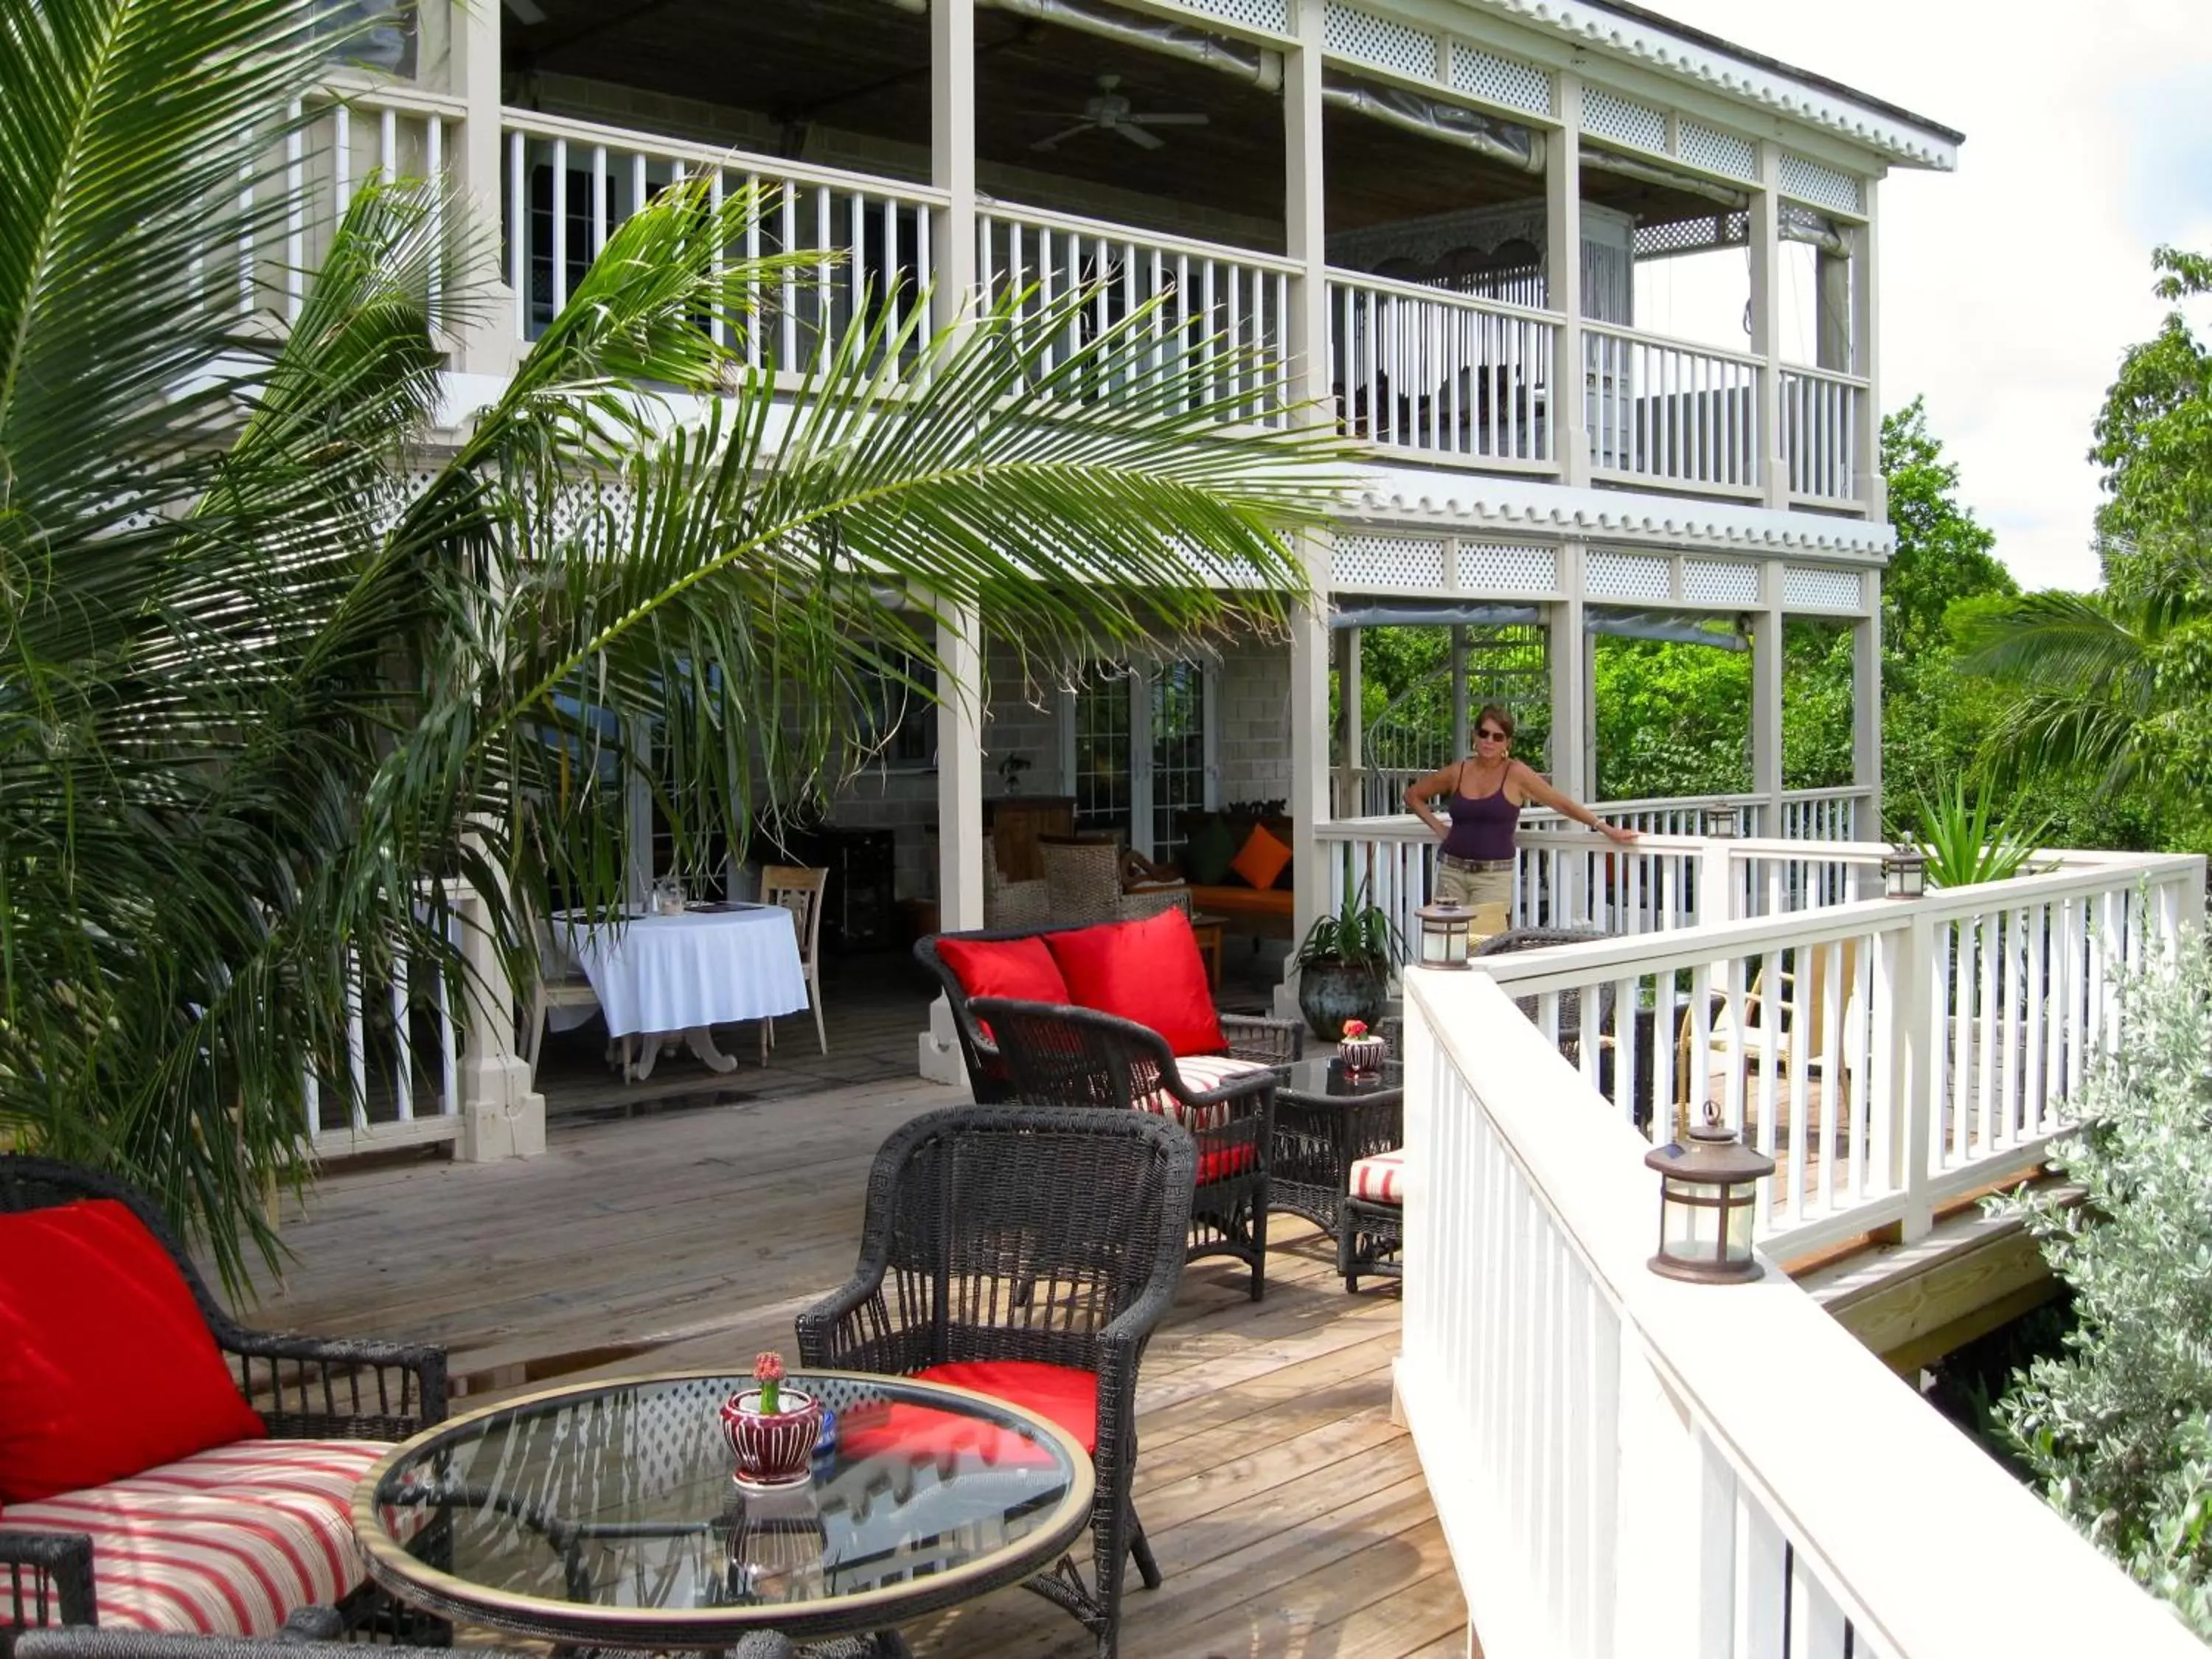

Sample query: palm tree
[0,0,1346,1288]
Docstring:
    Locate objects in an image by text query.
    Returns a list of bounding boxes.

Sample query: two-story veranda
[293,0,1935,1008]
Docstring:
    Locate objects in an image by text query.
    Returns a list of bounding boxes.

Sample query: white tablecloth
[554,905,807,1037]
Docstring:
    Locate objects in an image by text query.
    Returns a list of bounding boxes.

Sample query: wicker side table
[1269,1056,1402,1256]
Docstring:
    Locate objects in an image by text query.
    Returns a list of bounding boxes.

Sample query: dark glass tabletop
[350,1369,1094,1647]
[1276,1054,1405,1101]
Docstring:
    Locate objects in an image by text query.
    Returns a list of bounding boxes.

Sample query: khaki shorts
[1434,861,1513,911]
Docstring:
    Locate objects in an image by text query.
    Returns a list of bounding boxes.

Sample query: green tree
[0,0,1341,1284]
[2090,246,2212,598]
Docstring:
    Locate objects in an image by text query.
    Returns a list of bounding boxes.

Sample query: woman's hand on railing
[1600,823,1641,846]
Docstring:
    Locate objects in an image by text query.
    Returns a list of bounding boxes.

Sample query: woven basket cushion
[0,1200,265,1504]
[1182,815,1238,885]
[1046,908,1225,1058]
[1228,824,1292,891]
[1350,1150,1405,1206]
[837,1361,1097,1466]
[1137,1054,1273,1131]
[0,1439,391,1634]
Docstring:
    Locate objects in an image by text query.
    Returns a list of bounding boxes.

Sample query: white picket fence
[1397,961,2211,1659]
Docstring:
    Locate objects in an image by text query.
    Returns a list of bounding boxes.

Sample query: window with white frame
[1062,661,1218,860]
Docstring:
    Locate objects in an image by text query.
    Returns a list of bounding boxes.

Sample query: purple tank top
[1441,769,1517,862]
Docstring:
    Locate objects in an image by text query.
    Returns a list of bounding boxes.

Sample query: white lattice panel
[1324,2,1437,77]
[1447,41,1552,115]
[1582,87,1667,153]
[1335,534,1447,589]
[1784,566,1864,611]
[1586,550,1672,601]
[1779,153,1862,214]
[1166,0,1291,35]
[1677,120,1755,179]
[1682,558,1759,605]
[1458,542,1557,593]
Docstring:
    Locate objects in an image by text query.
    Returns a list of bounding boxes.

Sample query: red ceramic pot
[719,1386,826,1491]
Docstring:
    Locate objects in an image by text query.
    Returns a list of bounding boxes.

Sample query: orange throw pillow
[1229,824,1292,891]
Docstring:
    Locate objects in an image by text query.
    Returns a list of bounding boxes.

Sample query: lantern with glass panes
[1700,801,1742,839]
[1881,843,1928,900]
[1414,902,1473,969]
[1644,1102,1774,1283]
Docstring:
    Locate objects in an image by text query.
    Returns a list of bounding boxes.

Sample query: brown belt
[1439,854,1513,873]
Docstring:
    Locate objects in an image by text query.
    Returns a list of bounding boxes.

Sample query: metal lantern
[1644,1103,1775,1284]
[1700,801,1741,840]
[1881,843,1928,900]
[1415,902,1473,970]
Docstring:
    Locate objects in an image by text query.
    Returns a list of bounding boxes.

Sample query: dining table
[553,902,808,1080]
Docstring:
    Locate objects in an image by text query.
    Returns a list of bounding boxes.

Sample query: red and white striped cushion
[0,1439,390,1635]
[1350,1149,1405,1206]
[1135,1054,1273,1132]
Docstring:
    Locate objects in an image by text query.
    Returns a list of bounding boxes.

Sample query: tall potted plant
[1295,880,1397,1040]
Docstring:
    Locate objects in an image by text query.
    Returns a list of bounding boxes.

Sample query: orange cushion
[1045,909,1225,1059]
[0,1200,265,1505]
[936,936,1071,1043]
[1229,824,1292,891]
[835,1360,1099,1469]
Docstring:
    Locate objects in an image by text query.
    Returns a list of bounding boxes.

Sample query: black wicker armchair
[970,998,1274,1300]
[797,1107,1197,1659]
[0,1158,448,1649]
[915,924,1301,1105]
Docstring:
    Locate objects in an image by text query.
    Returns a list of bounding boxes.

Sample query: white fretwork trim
[1587,550,1673,601]
[1683,557,1760,605]
[1778,152,1863,213]
[1335,533,1449,588]
[1166,0,1292,35]
[1468,0,1959,170]
[1784,565,1865,611]
[1582,86,1668,153]
[1677,119,1756,180]
[1447,41,1553,116]
[1324,1,1438,77]
[1458,542,1557,592]
[1346,462,1896,561]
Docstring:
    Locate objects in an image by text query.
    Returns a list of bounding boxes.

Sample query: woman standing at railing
[1402,703,1638,912]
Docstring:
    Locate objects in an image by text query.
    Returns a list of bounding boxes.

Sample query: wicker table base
[1268,1057,1402,1280]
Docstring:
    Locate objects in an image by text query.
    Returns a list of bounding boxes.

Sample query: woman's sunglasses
[1476,727,1509,742]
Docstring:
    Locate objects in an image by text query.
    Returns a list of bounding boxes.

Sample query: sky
[1625,0,2212,591]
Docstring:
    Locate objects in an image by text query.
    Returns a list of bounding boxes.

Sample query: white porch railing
[1397,963,2208,1659]
[1470,853,2205,1257]
[1326,273,1561,467]
[498,111,946,369]
[1584,321,1764,495]
[976,204,1297,428]
[1781,365,1867,505]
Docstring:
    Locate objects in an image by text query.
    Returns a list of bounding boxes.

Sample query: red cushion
[936,936,1072,1043]
[1195,1141,1259,1186]
[0,1200,265,1505]
[837,1360,1099,1469]
[1046,909,1226,1059]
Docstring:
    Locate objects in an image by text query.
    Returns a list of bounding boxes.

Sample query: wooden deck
[243,967,1467,1659]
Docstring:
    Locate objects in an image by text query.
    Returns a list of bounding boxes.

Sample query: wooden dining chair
[524,904,603,1082]
[759,864,829,1059]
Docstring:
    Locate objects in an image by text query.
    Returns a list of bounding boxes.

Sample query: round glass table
[350,1368,1095,1649]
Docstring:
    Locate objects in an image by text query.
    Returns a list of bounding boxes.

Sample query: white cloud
[1628,0,2212,590]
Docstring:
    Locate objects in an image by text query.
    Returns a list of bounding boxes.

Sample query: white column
[1750,141,1787,509]
[456,869,544,1161]
[1284,0,1333,967]
[450,0,519,379]
[1751,566,1786,821]
[1449,625,1470,760]
[1545,75,1589,486]
[1853,602,1882,838]
[1337,627,1366,817]
[1854,178,1885,521]
[1551,543,1590,797]
[922,0,981,1084]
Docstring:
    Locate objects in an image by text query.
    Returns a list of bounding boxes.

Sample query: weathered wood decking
[243,972,1468,1659]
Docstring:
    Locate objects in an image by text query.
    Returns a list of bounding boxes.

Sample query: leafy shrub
[1997,941,2212,1634]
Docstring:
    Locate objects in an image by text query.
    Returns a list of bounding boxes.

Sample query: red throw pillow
[936,936,1071,1043]
[838,1360,1099,1468]
[1229,824,1292,891]
[1046,908,1226,1058]
[0,1198,265,1503]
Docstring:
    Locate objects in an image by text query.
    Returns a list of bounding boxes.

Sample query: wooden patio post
[1547,74,1589,487]
[1751,141,1789,511]
[448,0,519,380]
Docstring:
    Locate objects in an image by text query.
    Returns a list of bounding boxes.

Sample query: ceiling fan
[1030,74,1208,153]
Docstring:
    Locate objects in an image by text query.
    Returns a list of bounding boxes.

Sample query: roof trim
[1466,0,1963,169]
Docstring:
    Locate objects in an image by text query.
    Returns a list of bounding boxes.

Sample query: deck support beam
[1751,141,1788,512]
[1545,74,1589,487]
[1550,544,1590,799]
[450,0,518,380]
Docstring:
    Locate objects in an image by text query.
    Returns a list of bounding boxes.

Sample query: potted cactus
[719,1352,824,1491]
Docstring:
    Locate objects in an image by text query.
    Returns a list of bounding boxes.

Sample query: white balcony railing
[975,204,1298,429]
[1399,960,2209,1659]
[498,111,947,371]
[1326,272,1560,467]
[1584,321,1764,495]
[1782,364,1867,504]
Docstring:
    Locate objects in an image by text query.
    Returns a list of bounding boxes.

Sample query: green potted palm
[1295,880,1397,1040]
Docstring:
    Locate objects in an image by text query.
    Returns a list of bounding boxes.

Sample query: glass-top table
[350,1368,1095,1649]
